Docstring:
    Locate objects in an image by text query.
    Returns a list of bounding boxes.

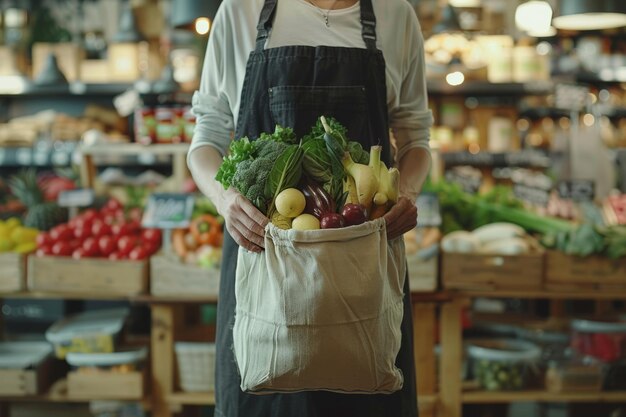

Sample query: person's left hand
[383,196,418,240]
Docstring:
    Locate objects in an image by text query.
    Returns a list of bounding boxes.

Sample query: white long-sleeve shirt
[189,0,433,164]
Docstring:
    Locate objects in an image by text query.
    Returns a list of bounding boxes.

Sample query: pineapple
[8,169,67,231]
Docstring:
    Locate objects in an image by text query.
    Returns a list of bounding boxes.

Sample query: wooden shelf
[427,80,554,97]
[0,291,217,304]
[0,379,151,408]
[456,289,626,300]
[80,143,190,157]
[166,391,215,405]
[463,390,626,404]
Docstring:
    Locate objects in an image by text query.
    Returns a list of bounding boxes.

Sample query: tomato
[72,248,85,260]
[143,241,160,256]
[50,224,74,242]
[105,198,123,212]
[51,241,72,257]
[74,216,94,231]
[112,223,132,237]
[82,237,100,257]
[128,207,143,222]
[117,235,138,255]
[141,229,162,245]
[91,221,112,238]
[127,220,141,234]
[73,226,91,241]
[128,246,148,260]
[81,209,99,222]
[36,245,52,257]
[102,213,117,225]
[98,236,116,257]
[108,251,126,260]
[36,232,53,248]
[68,239,82,250]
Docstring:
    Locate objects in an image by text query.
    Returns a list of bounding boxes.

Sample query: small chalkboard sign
[58,189,96,208]
[416,193,442,228]
[557,180,595,202]
[445,167,482,195]
[142,193,195,229]
[513,184,550,207]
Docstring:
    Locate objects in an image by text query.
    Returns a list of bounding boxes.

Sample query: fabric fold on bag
[233,218,406,394]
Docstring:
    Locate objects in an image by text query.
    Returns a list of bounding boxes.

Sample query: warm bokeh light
[583,113,596,127]
[446,71,465,86]
[195,17,211,35]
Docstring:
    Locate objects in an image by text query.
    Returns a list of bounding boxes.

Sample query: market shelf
[0,291,217,304]
[463,390,626,404]
[80,143,190,157]
[0,145,77,168]
[0,379,152,408]
[427,80,554,96]
[456,289,626,300]
[166,391,215,406]
[440,150,552,169]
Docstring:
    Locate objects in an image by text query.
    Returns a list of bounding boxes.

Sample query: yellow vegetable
[343,176,359,205]
[14,242,37,254]
[292,214,320,230]
[10,227,39,244]
[342,152,378,212]
[275,188,306,218]
[271,211,293,230]
[0,239,15,253]
[4,218,21,230]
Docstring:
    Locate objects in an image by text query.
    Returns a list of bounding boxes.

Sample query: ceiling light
[553,0,626,31]
[515,1,553,35]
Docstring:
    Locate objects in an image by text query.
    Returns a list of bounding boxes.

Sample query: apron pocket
[269,85,367,138]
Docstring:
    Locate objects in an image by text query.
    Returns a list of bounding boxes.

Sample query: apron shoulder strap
[255,0,278,52]
[360,0,377,50]
[254,0,378,52]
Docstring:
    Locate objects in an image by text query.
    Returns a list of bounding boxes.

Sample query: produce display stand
[438,288,626,417]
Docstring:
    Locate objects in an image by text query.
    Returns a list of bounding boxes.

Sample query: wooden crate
[442,246,544,291]
[0,357,55,396]
[150,255,220,298]
[545,251,626,291]
[407,254,438,293]
[0,253,25,293]
[28,256,148,296]
[67,370,144,400]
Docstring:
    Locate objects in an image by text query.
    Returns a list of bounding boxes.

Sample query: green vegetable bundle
[215,118,368,217]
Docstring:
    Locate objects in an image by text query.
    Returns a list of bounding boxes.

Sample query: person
[187,0,433,416]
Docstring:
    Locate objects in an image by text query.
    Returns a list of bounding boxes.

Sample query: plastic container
[0,342,52,369]
[45,308,129,359]
[467,339,541,391]
[571,318,626,363]
[66,347,147,371]
[175,342,216,392]
[517,326,571,365]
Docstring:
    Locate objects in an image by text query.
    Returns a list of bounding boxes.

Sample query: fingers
[224,194,269,253]
[384,197,418,240]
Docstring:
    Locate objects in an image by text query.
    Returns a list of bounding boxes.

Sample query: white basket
[175,342,216,392]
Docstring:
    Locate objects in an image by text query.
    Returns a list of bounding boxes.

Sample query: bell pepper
[190,215,222,246]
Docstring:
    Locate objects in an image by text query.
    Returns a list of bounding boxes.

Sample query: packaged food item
[517,324,571,365]
[571,318,626,363]
[45,308,129,359]
[175,342,216,392]
[155,107,183,144]
[134,107,156,145]
[545,361,604,393]
[467,339,541,391]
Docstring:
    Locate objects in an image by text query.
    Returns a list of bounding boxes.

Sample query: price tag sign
[58,189,96,208]
[445,167,482,195]
[513,184,550,207]
[142,193,195,229]
[416,193,442,228]
[557,180,595,202]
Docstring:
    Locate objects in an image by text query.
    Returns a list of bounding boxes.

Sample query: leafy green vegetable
[302,117,348,144]
[266,145,304,216]
[302,139,333,184]
[258,125,298,145]
[215,137,257,190]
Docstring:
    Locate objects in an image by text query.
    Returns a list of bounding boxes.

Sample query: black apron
[215,1,418,416]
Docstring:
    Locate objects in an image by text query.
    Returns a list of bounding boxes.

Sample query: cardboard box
[28,256,148,296]
[0,253,26,293]
[150,254,220,298]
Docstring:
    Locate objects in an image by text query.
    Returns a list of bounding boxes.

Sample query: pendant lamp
[515,1,556,37]
[112,2,145,43]
[171,0,221,33]
[34,53,68,86]
[553,0,626,31]
[433,4,462,34]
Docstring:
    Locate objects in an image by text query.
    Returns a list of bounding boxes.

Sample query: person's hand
[383,196,418,240]
[218,188,269,253]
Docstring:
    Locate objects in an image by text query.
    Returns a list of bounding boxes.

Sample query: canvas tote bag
[233,217,406,394]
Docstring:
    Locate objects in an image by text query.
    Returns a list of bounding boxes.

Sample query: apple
[341,204,367,226]
[320,213,345,229]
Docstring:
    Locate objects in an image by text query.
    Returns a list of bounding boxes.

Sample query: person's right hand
[218,188,269,253]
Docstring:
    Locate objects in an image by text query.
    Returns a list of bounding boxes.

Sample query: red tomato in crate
[50,225,74,242]
[52,241,72,257]
[91,221,112,238]
[36,245,52,257]
[73,226,91,241]
[68,240,82,250]
[117,235,138,256]
[81,209,99,221]
[143,241,160,256]
[128,246,148,260]
[108,251,126,261]
[36,232,52,247]
[72,248,86,260]
[112,223,132,237]
[98,236,116,257]
[82,237,100,257]
[141,229,162,245]
[105,198,123,212]
[73,216,94,231]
